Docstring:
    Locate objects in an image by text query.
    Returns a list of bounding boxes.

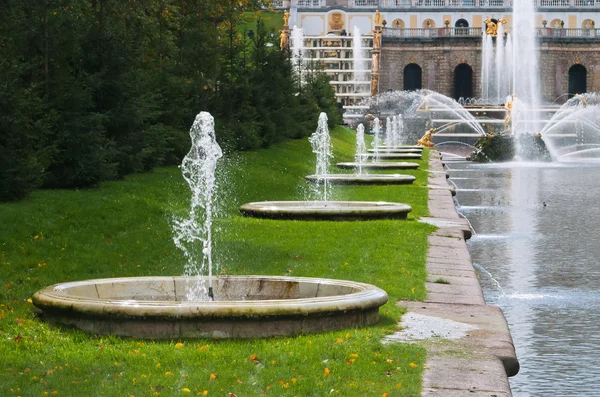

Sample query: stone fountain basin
[306,174,415,185]
[32,275,388,339]
[336,162,419,170]
[368,149,422,154]
[240,200,412,220]
[357,153,422,160]
[377,145,423,151]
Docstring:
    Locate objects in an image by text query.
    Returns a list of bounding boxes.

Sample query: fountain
[306,113,416,185]
[336,122,420,170]
[241,113,414,220]
[32,111,389,339]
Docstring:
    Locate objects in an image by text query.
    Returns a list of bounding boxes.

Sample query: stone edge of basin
[336,162,419,170]
[32,275,388,339]
[305,174,416,185]
[239,201,412,221]
[397,150,519,396]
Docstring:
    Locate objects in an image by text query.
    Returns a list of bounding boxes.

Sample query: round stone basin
[336,162,419,170]
[377,145,423,151]
[306,174,415,185]
[240,200,412,220]
[32,276,388,339]
[368,149,422,154]
[357,153,422,160]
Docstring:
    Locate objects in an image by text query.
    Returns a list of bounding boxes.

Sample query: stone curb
[397,150,519,396]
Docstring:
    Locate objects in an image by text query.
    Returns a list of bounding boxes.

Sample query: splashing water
[309,112,332,200]
[371,117,381,162]
[384,117,393,147]
[356,123,366,175]
[172,112,223,301]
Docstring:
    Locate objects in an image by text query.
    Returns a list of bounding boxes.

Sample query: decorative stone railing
[345,0,600,7]
[383,27,600,38]
[383,27,483,37]
[297,0,326,7]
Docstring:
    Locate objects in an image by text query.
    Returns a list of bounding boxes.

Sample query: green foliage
[1,4,340,200]
[0,127,430,395]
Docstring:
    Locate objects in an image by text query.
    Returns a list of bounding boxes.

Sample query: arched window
[392,18,405,29]
[581,19,595,29]
[422,19,436,29]
[454,64,473,100]
[455,19,469,28]
[550,18,562,29]
[404,64,422,91]
[568,64,587,98]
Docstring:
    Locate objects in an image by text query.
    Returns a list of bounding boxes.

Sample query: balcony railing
[537,27,600,36]
[297,0,325,7]
[341,0,600,7]
[382,27,600,38]
[383,27,483,37]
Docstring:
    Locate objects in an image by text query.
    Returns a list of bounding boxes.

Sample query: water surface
[448,160,600,397]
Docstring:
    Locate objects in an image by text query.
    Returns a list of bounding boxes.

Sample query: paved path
[390,150,519,396]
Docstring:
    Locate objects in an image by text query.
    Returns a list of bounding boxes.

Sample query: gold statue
[375,10,382,28]
[280,30,289,49]
[483,17,498,37]
[373,30,382,49]
[504,95,513,126]
[417,128,436,148]
[575,93,587,107]
[283,10,290,27]
[371,74,379,96]
[372,53,379,72]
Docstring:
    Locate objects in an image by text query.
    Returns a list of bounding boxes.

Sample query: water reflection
[450,161,600,397]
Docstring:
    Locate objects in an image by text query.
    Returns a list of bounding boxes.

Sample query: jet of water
[356,123,366,175]
[371,117,381,162]
[309,112,332,200]
[172,112,223,301]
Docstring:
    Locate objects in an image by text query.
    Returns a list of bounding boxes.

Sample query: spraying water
[512,0,541,140]
[291,26,305,83]
[371,117,381,162]
[356,123,367,174]
[397,114,405,145]
[353,26,367,94]
[172,112,223,301]
[384,117,393,147]
[309,112,333,200]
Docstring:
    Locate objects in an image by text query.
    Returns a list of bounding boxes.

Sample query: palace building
[274,0,600,106]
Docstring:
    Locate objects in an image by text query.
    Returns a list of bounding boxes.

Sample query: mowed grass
[0,127,433,396]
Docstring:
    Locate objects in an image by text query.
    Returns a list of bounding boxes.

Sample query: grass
[240,11,284,35]
[0,127,434,396]
[433,278,450,285]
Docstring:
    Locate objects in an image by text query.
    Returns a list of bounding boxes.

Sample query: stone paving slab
[423,356,512,397]
[393,150,518,396]
[419,217,472,239]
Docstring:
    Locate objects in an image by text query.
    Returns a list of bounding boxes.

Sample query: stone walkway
[391,150,519,396]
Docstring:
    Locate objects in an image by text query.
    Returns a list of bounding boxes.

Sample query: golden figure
[504,95,513,127]
[372,53,379,72]
[417,128,436,148]
[575,93,587,107]
[371,74,379,96]
[283,10,290,27]
[280,30,289,49]
[329,13,344,31]
[375,10,382,28]
[483,17,498,37]
[373,30,382,49]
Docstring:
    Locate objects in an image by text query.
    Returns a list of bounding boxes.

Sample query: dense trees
[0,0,340,200]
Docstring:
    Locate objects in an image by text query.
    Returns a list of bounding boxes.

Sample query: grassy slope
[0,127,433,396]
[240,11,284,34]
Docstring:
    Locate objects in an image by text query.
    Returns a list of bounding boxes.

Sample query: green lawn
[0,127,433,396]
[240,11,284,35]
